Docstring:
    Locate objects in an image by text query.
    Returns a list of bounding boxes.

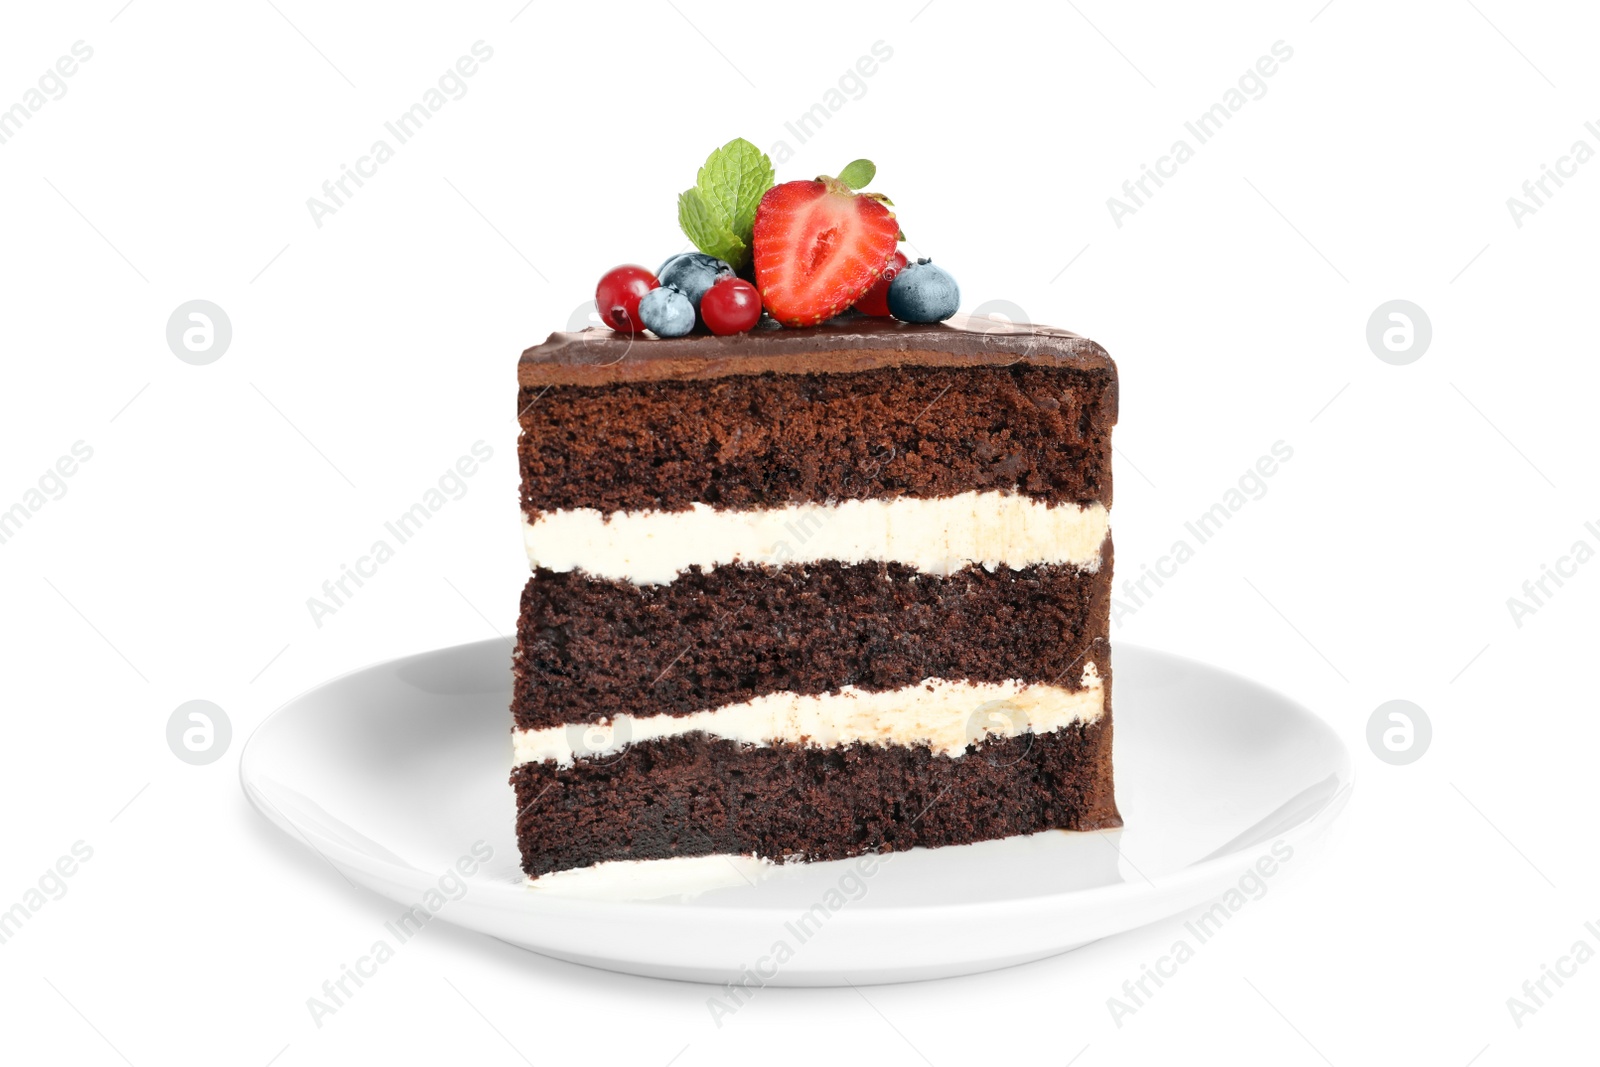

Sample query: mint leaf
[697,138,774,242]
[677,138,772,271]
[678,187,748,268]
[836,158,876,190]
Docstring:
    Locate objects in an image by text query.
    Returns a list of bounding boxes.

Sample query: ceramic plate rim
[240,638,1353,924]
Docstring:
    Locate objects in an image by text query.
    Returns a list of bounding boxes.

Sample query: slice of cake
[510,313,1120,878]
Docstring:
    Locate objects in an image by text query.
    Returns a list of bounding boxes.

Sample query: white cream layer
[523,491,1109,585]
[511,669,1103,769]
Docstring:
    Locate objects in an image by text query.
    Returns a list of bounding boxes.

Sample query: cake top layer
[519,312,1113,386]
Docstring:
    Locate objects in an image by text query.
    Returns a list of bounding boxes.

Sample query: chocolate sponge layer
[511,546,1111,731]
[517,363,1115,515]
[510,719,1120,877]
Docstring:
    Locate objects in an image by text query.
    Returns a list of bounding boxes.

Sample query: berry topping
[886,259,959,323]
[594,265,658,334]
[699,276,763,336]
[853,249,908,317]
[638,286,696,337]
[752,162,899,327]
[657,252,735,320]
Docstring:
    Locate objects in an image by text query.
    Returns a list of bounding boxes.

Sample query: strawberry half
[753,175,900,327]
[853,249,909,317]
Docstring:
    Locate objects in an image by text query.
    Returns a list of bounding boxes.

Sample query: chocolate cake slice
[510,313,1120,878]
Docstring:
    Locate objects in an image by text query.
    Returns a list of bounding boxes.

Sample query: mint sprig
[677,190,745,267]
[678,138,774,272]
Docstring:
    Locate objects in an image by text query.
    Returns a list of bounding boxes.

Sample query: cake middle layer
[511,549,1111,730]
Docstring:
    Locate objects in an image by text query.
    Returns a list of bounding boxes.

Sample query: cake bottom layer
[510,719,1119,878]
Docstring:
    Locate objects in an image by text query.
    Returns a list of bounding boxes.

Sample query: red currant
[853,250,908,317]
[700,276,762,336]
[595,265,658,334]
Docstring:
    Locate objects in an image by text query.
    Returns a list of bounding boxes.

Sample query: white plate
[241,640,1351,986]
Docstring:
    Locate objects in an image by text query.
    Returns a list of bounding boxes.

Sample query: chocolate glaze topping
[518,311,1114,386]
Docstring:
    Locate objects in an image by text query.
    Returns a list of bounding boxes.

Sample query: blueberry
[886,259,959,323]
[638,286,695,337]
[657,252,735,315]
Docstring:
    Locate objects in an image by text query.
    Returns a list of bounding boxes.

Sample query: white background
[2,1,1596,1063]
